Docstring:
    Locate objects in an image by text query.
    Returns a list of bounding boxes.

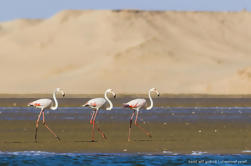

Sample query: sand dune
[0,10,251,94]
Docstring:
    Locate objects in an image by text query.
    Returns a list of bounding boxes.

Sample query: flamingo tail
[27,103,33,107]
[123,103,130,108]
[82,103,89,107]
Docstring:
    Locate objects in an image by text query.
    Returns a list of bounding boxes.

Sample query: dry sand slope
[0,10,251,94]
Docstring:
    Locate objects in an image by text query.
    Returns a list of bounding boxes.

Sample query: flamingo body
[84,98,106,110]
[124,99,146,110]
[28,99,52,110]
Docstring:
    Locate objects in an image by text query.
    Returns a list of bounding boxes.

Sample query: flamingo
[28,88,65,143]
[124,88,160,142]
[82,89,116,142]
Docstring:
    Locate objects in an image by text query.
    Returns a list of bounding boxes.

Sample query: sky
[0,0,250,22]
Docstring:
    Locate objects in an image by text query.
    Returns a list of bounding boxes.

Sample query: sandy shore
[0,119,250,154]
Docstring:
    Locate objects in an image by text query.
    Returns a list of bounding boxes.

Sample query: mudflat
[0,97,251,154]
[1,120,251,154]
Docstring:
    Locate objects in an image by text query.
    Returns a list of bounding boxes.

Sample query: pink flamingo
[124,88,160,142]
[28,88,65,143]
[82,89,116,142]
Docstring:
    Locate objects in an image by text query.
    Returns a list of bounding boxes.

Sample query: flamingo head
[56,88,65,97]
[150,88,160,97]
[106,88,116,98]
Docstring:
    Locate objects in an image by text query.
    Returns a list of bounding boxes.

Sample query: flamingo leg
[34,109,43,143]
[42,112,61,141]
[94,123,107,140]
[91,109,107,141]
[135,111,152,138]
[128,110,135,142]
[90,111,95,124]
[91,110,97,142]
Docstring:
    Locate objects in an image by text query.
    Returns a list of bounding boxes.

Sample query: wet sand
[1,120,251,154]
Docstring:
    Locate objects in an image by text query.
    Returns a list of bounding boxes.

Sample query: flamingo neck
[146,90,153,110]
[105,91,113,110]
[50,90,58,110]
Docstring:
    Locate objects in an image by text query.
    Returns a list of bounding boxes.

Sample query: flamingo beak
[156,90,160,96]
[62,91,65,97]
[114,94,116,98]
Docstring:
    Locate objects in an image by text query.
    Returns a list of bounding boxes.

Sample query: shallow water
[1,107,251,123]
[2,97,251,107]
[0,151,251,166]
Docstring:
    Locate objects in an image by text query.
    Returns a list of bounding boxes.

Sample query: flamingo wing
[28,99,52,109]
[124,99,146,109]
[85,98,106,109]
